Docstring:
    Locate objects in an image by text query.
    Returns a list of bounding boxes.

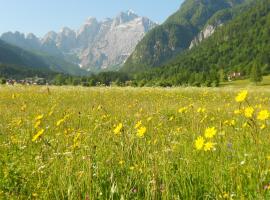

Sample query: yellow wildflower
[119,160,125,165]
[235,90,248,103]
[230,120,236,126]
[204,142,215,151]
[195,136,205,150]
[32,129,45,142]
[244,107,254,118]
[169,116,174,121]
[204,127,217,138]
[137,126,146,138]
[197,107,206,113]
[48,110,54,116]
[178,107,188,113]
[56,118,65,126]
[114,123,123,135]
[260,124,266,130]
[234,109,241,115]
[257,110,270,121]
[134,120,142,129]
[34,120,41,129]
[35,114,44,121]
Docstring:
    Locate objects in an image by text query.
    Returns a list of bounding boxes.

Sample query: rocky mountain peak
[42,31,57,43]
[85,17,98,25]
[112,10,139,26]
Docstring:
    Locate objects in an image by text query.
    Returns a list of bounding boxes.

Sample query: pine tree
[250,65,263,85]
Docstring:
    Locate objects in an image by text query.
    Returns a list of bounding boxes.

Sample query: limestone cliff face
[79,14,156,70]
[189,23,223,49]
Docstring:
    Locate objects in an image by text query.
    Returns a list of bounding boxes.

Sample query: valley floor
[1,86,270,199]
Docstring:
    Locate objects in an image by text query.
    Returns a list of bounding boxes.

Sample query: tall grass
[1,85,270,199]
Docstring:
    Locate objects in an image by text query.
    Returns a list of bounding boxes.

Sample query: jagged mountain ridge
[1,10,157,72]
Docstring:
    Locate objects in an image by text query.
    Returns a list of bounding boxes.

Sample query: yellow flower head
[35,114,44,121]
[260,123,266,130]
[178,107,188,113]
[204,142,215,151]
[137,126,146,138]
[34,120,41,129]
[235,90,248,103]
[119,160,125,165]
[134,120,142,129]
[257,110,270,121]
[195,136,205,150]
[169,116,174,121]
[32,129,45,142]
[56,118,65,126]
[244,107,254,118]
[234,109,242,115]
[114,123,123,135]
[204,127,217,138]
[197,107,206,113]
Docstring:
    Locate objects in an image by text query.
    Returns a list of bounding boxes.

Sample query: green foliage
[0,40,49,70]
[131,0,269,87]
[250,64,263,84]
[0,77,6,84]
[123,0,253,72]
[0,64,55,79]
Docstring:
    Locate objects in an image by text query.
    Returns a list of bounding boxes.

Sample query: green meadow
[1,85,270,199]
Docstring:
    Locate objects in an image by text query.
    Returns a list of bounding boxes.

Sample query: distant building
[6,79,16,85]
[25,76,46,85]
[228,72,242,81]
[6,76,46,85]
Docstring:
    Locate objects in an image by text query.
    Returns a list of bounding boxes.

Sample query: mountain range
[1,10,156,73]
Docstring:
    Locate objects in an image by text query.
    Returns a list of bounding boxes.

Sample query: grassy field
[1,85,270,199]
[220,75,270,87]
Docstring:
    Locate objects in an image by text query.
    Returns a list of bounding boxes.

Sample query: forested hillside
[133,0,270,86]
[122,0,252,73]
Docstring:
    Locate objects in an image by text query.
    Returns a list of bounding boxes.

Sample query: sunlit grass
[220,75,270,87]
[1,85,270,199]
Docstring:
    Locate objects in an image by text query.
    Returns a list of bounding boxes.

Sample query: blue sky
[0,0,183,37]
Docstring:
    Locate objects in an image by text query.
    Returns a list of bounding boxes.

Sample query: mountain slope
[122,0,251,73]
[0,39,49,70]
[0,39,56,78]
[134,0,270,86]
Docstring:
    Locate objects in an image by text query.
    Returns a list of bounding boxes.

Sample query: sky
[0,0,183,37]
